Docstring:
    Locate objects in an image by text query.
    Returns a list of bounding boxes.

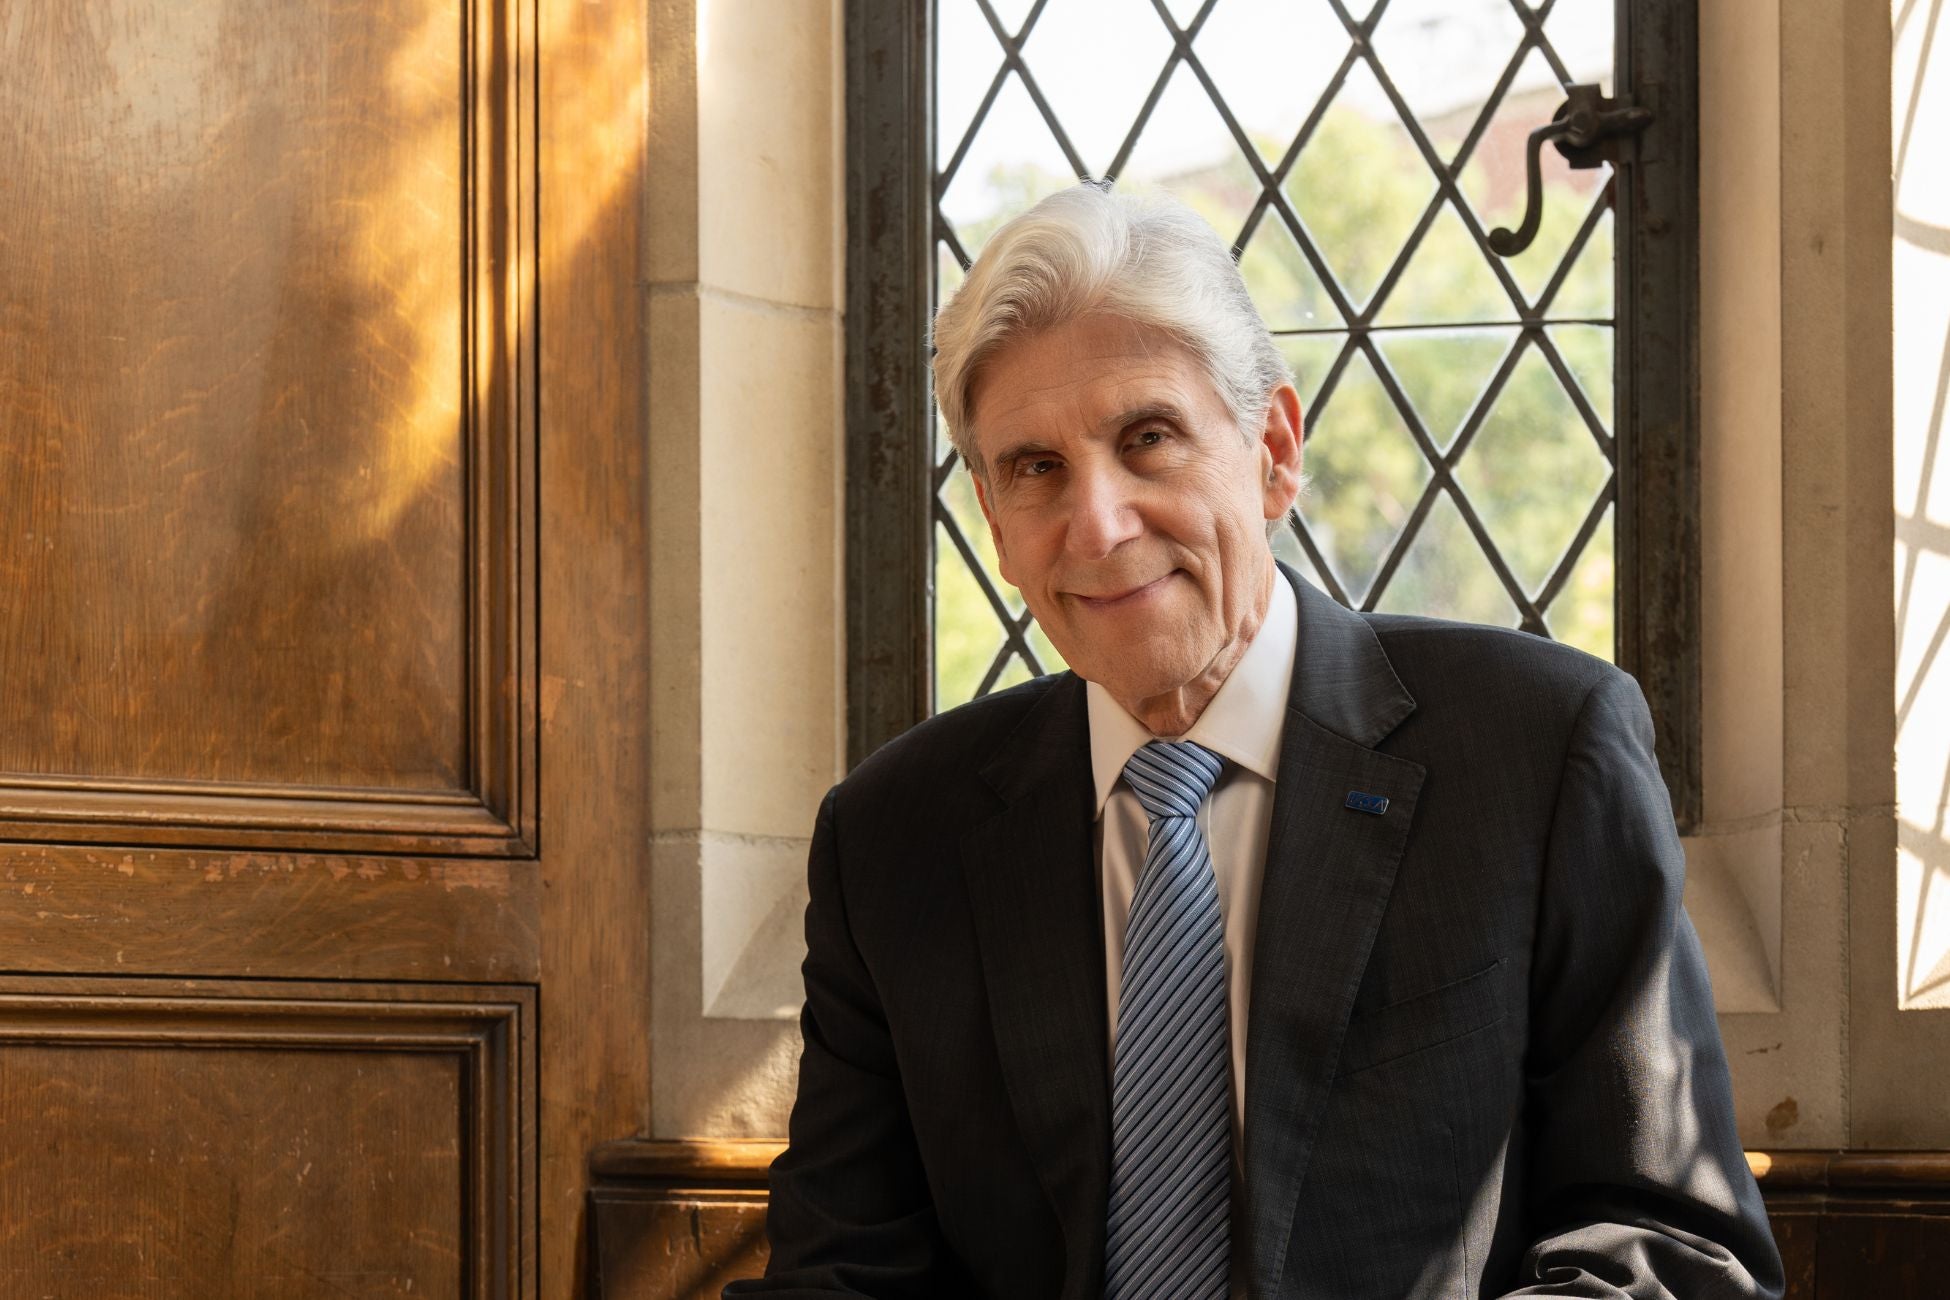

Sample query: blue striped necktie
[1105,739,1231,1300]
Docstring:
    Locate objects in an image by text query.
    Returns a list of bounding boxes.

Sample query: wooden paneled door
[0,0,651,1296]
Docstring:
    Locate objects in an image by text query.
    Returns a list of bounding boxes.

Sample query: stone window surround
[646,0,1931,1153]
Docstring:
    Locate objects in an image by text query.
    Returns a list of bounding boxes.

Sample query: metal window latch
[1488,83,1654,257]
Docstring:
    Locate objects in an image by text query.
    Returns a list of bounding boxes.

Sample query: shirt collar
[1085,568,1299,817]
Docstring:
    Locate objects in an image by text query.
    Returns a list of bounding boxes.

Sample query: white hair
[931,183,1292,477]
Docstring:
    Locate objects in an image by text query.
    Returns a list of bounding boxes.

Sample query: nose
[1063,459,1143,561]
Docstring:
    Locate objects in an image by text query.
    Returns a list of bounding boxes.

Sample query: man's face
[968,312,1304,709]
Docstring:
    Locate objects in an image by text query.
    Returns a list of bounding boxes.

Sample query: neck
[1114,560,1275,737]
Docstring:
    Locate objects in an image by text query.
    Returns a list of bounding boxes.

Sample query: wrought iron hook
[1489,84,1654,257]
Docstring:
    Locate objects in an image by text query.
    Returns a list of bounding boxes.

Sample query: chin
[1060,634,1206,703]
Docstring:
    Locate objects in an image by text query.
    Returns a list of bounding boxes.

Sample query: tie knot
[1122,740,1224,822]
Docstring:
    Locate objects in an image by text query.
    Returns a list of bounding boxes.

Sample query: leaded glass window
[933,0,1618,707]
[844,0,1700,824]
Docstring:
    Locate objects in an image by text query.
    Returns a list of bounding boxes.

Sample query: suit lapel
[956,570,1427,1298]
[1242,567,1428,1296]
[959,674,1109,1299]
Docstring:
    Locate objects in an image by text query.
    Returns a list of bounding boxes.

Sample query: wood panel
[588,1142,1950,1300]
[1754,1152,1950,1299]
[0,0,536,856]
[534,0,654,1293]
[0,978,534,1299]
[0,0,651,1295]
[588,1142,780,1300]
[0,0,543,980]
[0,844,538,982]
[589,1192,768,1300]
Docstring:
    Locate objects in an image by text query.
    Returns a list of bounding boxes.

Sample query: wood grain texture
[0,977,535,1298]
[1752,1150,1950,1191]
[0,844,538,981]
[0,0,537,846]
[534,0,654,1293]
[0,779,528,856]
[589,1192,769,1300]
[589,1196,1950,1300]
[1811,1210,1950,1299]
[588,1143,1950,1299]
[589,1139,784,1184]
[587,1143,774,1300]
[4,1044,465,1297]
[1,0,641,1294]
[1768,1210,1822,1300]
[1751,1150,1950,1298]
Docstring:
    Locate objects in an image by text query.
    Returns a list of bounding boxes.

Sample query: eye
[1020,457,1060,477]
[1130,428,1166,449]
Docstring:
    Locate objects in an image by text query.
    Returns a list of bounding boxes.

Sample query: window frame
[843,0,1702,831]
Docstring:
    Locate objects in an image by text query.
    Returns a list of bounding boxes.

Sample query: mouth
[1069,571,1177,609]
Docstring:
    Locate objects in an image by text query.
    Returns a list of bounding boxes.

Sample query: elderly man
[726,184,1782,1299]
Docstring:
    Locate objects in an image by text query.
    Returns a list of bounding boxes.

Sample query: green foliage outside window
[934,110,1616,709]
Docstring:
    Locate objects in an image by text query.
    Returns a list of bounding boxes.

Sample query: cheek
[993,511,1055,585]
[1174,468,1263,560]
[1182,488,1269,610]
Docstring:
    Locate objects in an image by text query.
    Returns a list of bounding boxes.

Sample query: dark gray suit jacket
[727,565,1783,1299]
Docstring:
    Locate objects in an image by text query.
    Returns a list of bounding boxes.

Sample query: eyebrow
[991,403,1192,470]
[1098,402,1190,434]
[990,409,1185,469]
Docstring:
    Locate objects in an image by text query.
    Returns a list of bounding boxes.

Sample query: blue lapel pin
[1345,790,1389,816]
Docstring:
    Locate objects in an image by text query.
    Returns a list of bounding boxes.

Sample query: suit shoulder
[1361,610,1624,714]
[842,672,1068,802]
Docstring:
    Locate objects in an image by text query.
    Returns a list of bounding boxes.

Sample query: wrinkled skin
[969,312,1305,736]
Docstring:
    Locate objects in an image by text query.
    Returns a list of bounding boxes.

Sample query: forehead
[967,314,1219,448]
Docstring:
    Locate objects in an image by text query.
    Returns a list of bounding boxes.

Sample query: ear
[969,467,1016,586]
[1257,382,1305,523]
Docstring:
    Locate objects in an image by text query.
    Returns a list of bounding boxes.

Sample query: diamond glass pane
[1115,60,1260,242]
[1158,0,1203,29]
[1547,0,1617,92]
[1370,0,1526,162]
[1373,201,1516,325]
[1271,519,1333,594]
[936,1,1005,171]
[1372,489,1520,626]
[1194,0,1350,168]
[938,240,966,291]
[1376,327,1517,453]
[938,463,1022,614]
[1547,323,1614,434]
[1284,57,1433,311]
[1023,0,1174,177]
[935,517,1008,709]
[1240,217,1340,330]
[1298,347,1432,603]
[1545,501,1615,661]
[1549,202,1614,318]
[939,71,1083,246]
[1276,334,1348,410]
[990,653,1037,692]
[1453,345,1613,598]
[929,0,1621,707]
[986,0,1038,36]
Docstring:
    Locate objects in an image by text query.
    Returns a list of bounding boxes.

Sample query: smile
[1070,572,1177,608]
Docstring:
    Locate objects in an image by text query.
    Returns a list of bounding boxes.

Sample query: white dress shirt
[1087,570,1298,1298]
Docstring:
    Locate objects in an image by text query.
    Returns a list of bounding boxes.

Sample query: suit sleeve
[722,788,967,1299]
[1499,669,1785,1300]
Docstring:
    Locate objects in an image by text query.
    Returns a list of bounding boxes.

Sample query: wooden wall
[586,1142,1950,1300]
[0,0,653,1295]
